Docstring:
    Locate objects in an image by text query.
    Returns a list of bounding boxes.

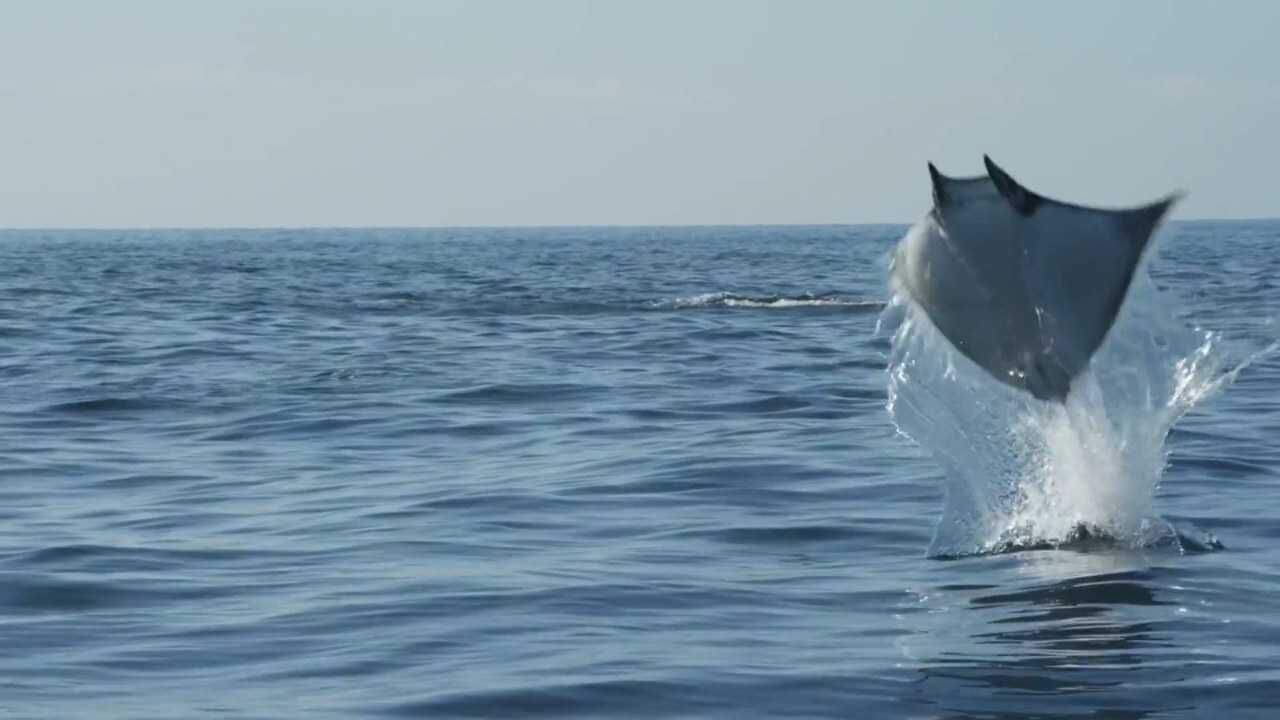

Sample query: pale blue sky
[2,1,1276,227]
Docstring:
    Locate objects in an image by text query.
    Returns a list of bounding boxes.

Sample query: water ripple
[0,224,1276,718]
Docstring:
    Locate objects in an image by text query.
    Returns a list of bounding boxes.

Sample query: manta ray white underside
[890,156,1180,402]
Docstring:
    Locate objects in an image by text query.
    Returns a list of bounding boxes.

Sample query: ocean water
[1,223,1278,718]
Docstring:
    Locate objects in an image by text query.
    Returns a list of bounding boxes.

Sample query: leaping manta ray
[891,155,1180,402]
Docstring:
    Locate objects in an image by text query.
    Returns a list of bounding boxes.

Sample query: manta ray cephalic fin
[984,154,1044,217]
[927,161,994,210]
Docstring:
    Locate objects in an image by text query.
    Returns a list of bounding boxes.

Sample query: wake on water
[665,291,883,311]
[880,248,1244,558]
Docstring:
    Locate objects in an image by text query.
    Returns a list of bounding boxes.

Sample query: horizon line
[1,217,1276,232]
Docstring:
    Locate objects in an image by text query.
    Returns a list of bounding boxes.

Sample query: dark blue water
[2,223,1278,718]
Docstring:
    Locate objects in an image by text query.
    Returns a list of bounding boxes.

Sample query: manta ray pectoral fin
[984,154,1043,217]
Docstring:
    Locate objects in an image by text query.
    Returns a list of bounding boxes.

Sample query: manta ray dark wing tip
[1117,191,1183,247]
[1154,191,1184,221]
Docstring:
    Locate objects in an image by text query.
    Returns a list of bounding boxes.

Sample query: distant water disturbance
[663,291,884,311]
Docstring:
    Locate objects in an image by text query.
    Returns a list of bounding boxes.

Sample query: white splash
[881,266,1226,557]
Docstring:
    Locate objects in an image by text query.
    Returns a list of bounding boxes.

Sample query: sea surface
[1,223,1278,718]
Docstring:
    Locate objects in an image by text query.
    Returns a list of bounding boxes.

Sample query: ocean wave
[42,396,180,414]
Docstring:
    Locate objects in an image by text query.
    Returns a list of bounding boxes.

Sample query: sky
[1,1,1277,227]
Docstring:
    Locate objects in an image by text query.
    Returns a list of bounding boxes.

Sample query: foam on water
[880,247,1230,557]
[666,291,883,310]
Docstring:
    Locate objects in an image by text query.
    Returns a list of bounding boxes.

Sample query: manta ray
[890,156,1180,402]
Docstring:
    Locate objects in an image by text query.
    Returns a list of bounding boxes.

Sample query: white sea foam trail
[667,291,883,311]
[881,266,1226,557]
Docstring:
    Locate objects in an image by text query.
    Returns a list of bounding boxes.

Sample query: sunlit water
[1,224,1278,718]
